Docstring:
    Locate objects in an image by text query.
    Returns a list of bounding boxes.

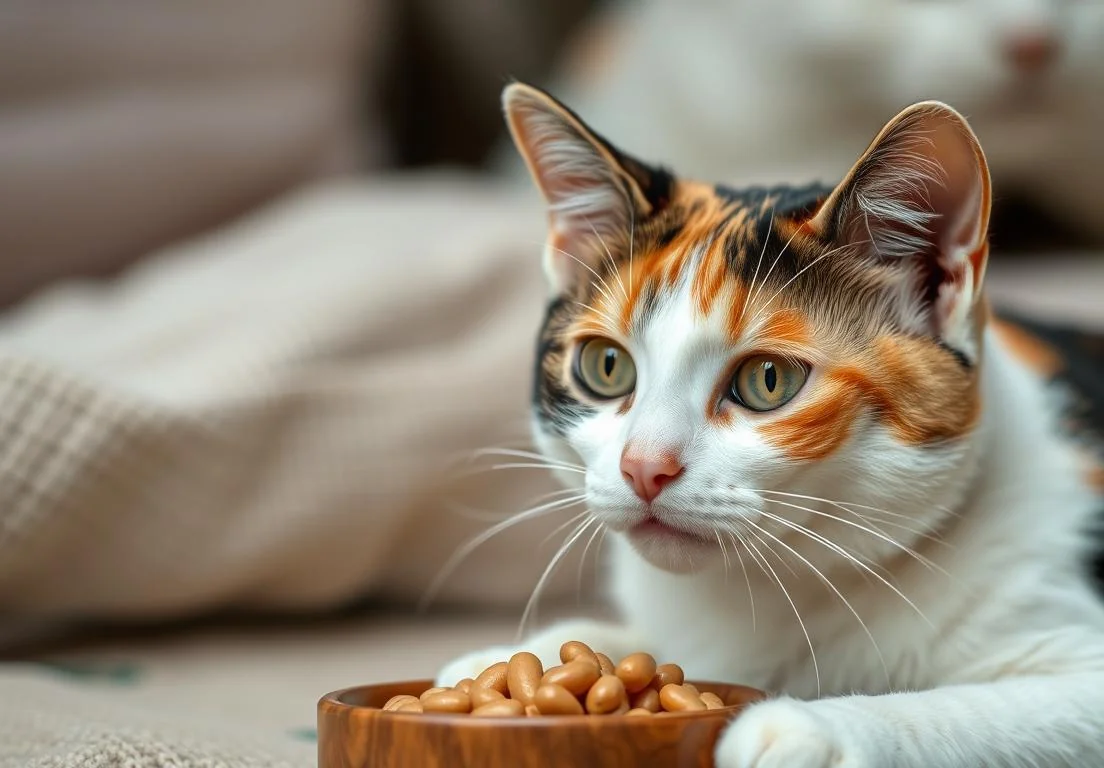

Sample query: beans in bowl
[381,641,728,717]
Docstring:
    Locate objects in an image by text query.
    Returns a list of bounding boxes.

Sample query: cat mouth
[628,515,712,546]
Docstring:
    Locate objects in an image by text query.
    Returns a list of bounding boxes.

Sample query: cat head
[505,83,992,574]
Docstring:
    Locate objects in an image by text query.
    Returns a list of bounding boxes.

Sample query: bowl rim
[318,679,767,726]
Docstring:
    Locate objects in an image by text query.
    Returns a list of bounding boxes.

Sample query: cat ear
[809,101,992,360]
[503,82,672,294]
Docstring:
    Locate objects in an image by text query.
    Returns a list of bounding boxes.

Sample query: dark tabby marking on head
[715,182,832,219]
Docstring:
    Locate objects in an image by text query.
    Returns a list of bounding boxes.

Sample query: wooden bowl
[318,679,766,768]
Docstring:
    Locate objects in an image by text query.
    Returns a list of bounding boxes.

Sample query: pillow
[0,0,387,308]
[0,173,601,640]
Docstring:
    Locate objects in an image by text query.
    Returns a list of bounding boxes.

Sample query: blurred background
[0,1,1101,764]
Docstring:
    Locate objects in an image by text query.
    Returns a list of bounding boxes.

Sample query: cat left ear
[503,82,672,294]
[809,101,992,361]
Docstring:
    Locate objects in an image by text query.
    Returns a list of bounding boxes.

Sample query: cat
[546,0,1104,244]
[437,81,1104,768]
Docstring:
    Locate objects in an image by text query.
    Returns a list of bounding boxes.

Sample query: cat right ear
[503,83,671,294]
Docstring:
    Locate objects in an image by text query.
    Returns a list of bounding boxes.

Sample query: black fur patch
[731,215,806,290]
[656,224,683,248]
[1000,312,1104,441]
[996,311,1104,592]
[715,182,832,220]
[936,340,973,370]
[534,297,594,435]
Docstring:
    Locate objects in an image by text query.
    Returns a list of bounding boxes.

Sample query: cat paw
[435,645,517,688]
[717,699,859,768]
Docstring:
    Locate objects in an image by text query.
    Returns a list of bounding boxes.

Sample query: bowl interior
[319,679,767,768]
[333,678,763,716]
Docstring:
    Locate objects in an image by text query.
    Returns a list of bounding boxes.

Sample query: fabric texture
[0,174,606,637]
[0,612,531,768]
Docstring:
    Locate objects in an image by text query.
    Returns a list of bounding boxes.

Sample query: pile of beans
[382,641,726,718]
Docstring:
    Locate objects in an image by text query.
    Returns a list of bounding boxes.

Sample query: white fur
[438,273,1104,765]
[552,0,1104,240]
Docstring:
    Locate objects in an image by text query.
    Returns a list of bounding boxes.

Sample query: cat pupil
[603,349,617,378]
[763,362,777,393]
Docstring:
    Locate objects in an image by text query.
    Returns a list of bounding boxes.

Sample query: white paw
[435,645,517,688]
[718,699,858,768]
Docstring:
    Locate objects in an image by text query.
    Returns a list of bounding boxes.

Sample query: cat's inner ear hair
[810,101,992,360]
[502,82,672,294]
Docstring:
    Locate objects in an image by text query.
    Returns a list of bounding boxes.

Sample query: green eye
[730,355,808,412]
[575,339,636,399]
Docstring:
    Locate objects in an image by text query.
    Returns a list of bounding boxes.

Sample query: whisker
[849,510,945,545]
[517,516,598,640]
[470,447,585,471]
[747,525,799,578]
[444,438,540,466]
[448,462,586,484]
[592,526,609,592]
[442,493,570,523]
[543,242,620,308]
[728,531,756,632]
[418,494,585,612]
[573,301,621,334]
[714,530,732,584]
[740,517,890,688]
[756,505,937,630]
[759,495,949,577]
[584,216,628,302]
[757,506,888,586]
[740,525,821,697]
[748,241,865,329]
[577,521,606,604]
[753,487,959,523]
[540,510,593,549]
[753,488,958,550]
[745,223,802,319]
[489,462,587,474]
[441,483,582,524]
[739,207,774,322]
[628,195,636,299]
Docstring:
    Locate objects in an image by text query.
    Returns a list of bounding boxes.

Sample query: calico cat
[438,83,1104,767]
[549,0,1104,243]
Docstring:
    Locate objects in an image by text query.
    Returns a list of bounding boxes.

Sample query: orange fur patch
[692,236,732,319]
[752,308,811,347]
[1078,450,1104,493]
[1088,463,1104,493]
[761,334,980,459]
[758,373,863,461]
[991,318,1063,378]
[845,336,980,445]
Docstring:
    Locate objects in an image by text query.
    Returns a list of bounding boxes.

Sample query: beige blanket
[0,612,534,767]
[1,174,1100,765]
[0,173,603,635]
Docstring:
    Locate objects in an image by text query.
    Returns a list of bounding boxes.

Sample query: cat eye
[729,355,808,412]
[574,338,637,399]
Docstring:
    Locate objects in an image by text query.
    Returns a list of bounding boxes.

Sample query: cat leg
[717,670,1104,768]
[435,618,643,686]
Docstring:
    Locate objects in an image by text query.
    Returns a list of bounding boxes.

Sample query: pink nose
[620,452,683,504]
[1003,29,1060,73]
